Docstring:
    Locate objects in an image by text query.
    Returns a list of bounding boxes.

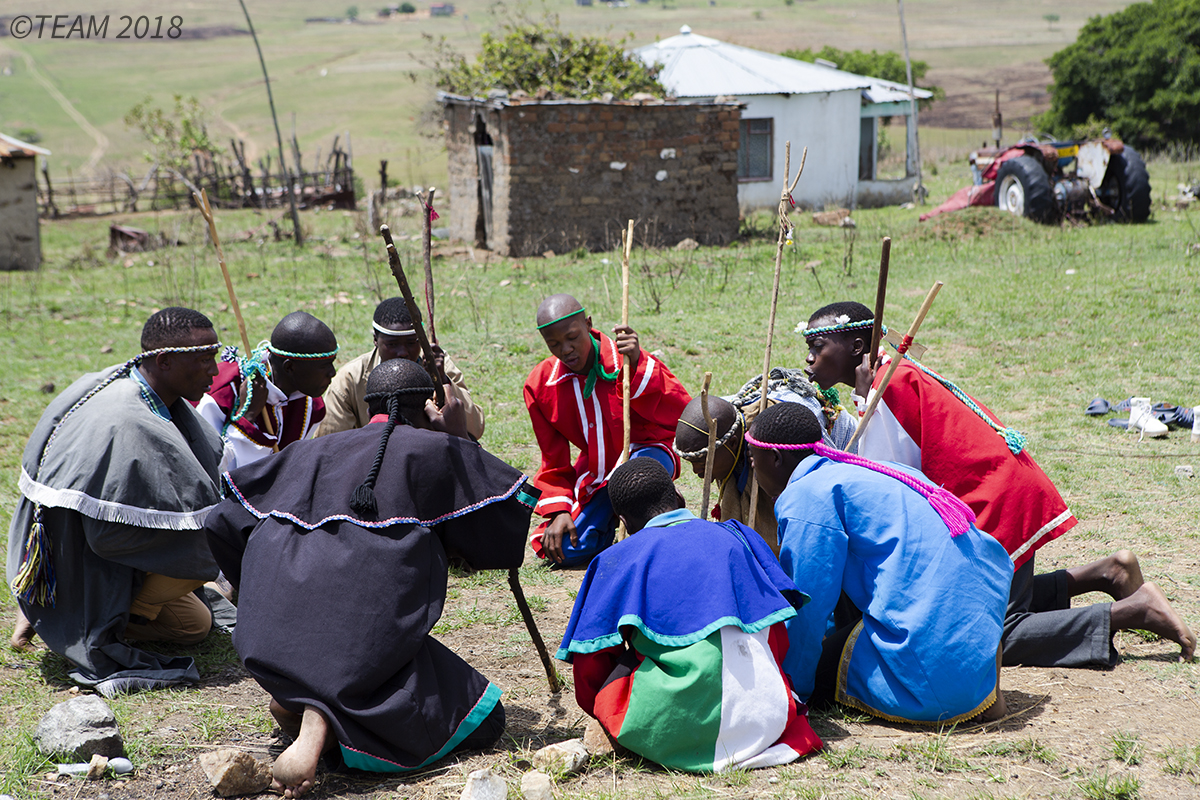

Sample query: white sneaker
[1128,397,1169,438]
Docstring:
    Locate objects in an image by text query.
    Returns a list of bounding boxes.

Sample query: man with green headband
[196,311,339,469]
[524,294,691,566]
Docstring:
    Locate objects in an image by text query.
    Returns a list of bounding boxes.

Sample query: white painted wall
[0,157,40,271]
[736,90,862,210]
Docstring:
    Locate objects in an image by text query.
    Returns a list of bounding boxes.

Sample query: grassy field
[0,0,1142,183]
[3,146,1200,798]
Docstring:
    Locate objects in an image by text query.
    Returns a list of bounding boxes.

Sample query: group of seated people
[7,291,1195,795]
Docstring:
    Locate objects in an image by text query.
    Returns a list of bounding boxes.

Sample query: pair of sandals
[1086,397,1195,429]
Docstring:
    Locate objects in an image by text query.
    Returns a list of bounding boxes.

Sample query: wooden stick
[620,219,634,465]
[379,224,446,407]
[420,187,438,344]
[508,568,564,694]
[869,237,891,371]
[747,144,807,530]
[699,372,717,519]
[194,189,278,450]
[845,280,943,452]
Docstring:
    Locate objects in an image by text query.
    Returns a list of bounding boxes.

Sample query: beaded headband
[373,321,416,337]
[266,342,339,360]
[742,431,976,537]
[795,316,876,340]
[674,411,744,461]
[536,307,586,330]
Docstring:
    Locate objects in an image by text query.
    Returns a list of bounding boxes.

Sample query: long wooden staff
[869,237,891,371]
[844,280,943,452]
[419,187,438,344]
[194,189,278,451]
[699,372,718,519]
[620,219,634,465]
[747,143,806,530]
[379,224,446,407]
[508,569,564,694]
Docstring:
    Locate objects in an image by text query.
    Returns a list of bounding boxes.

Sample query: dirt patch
[923,61,1054,130]
[914,206,1037,240]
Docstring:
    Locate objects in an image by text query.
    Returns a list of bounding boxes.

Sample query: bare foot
[270,706,331,799]
[1111,582,1196,662]
[269,699,302,741]
[10,608,36,650]
[1066,549,1144,600]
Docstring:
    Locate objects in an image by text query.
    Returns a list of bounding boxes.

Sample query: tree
[124,95,223,181]
[346,5,359,20]
[780,45,943,107]
[1034,0,1200,149]
[421,15,664,99]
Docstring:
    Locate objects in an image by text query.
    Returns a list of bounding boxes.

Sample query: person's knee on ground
[125,589,212,644]
[451,702,505,754]
[1065,549,1144,600]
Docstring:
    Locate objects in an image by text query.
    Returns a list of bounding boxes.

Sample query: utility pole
[897,0,925,205]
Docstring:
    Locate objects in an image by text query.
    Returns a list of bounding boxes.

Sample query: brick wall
[443,98,741,257]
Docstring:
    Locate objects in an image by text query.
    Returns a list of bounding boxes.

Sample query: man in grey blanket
[7,307,227,696]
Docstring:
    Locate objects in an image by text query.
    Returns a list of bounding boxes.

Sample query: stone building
[441,93,742,256]
[0,133,50,271]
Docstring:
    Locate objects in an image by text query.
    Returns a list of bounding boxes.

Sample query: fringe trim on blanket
[19,469,215,530]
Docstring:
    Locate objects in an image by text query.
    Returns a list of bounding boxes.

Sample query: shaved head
[536,294,585,329]
[271,311,337,354]
[675,396,739,457]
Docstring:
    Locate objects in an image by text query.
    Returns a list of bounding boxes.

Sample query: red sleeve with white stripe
[524,377,577,518]
[627,351,692,436]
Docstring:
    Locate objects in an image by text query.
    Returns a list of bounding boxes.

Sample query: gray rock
[35,696,124,760]
[521,770,554,800]
[198,749,271,797]
[582,718,615,756]
[531,739,588,775]
[459,767,507,800]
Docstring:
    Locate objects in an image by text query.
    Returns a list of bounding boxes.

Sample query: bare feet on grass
[1067,549,1144,600]
[10,608,36,650]
[271,706,332,799]
[1111,582,1196,662]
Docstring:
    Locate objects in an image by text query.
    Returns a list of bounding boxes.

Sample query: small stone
[582,719,614,756]
[198,749,271,797]
[520,770,554,800]
[86,754,109,780]
[531,740,588,775]
[35,696,124,761]
[541,250,556,259]
[40,382,55,394]
[99,345,113,354]
[109,757,133,775]
[459,767,507,800]
[1176,465,1194,478]
[674,238,699,251]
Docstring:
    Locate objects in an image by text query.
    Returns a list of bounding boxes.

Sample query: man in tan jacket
[317,297,485,440]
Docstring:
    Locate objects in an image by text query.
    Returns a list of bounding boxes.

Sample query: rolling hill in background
[0,0,1139,186]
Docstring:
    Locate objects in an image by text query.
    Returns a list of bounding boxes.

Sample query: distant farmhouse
[0,133,50,271]
[441,93,741,256]
[634,27,932,209]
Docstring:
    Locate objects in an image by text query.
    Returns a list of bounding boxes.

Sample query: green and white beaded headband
[536,307,586,330]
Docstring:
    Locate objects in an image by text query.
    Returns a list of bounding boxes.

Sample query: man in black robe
[204,358,538,798]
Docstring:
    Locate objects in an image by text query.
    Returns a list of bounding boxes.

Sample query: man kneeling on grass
[557,458,824,772]
[204,359,539,797]
[748,403,1012,724]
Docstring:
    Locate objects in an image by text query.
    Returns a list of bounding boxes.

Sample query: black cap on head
[808,301,872,327]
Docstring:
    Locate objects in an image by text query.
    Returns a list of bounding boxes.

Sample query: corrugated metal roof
[0,133,51,157]
[634,28,870,97]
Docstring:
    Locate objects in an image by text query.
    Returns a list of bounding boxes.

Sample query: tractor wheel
[994,155,1055,223]
[1100,146,1151,222]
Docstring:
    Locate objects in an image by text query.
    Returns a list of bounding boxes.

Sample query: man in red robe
[524,294,691,566]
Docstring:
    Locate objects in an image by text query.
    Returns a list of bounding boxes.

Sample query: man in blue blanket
[747,402,1012,724]
[557,458,823,773]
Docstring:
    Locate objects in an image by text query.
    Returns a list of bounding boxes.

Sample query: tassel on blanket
[10,504,56,607]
